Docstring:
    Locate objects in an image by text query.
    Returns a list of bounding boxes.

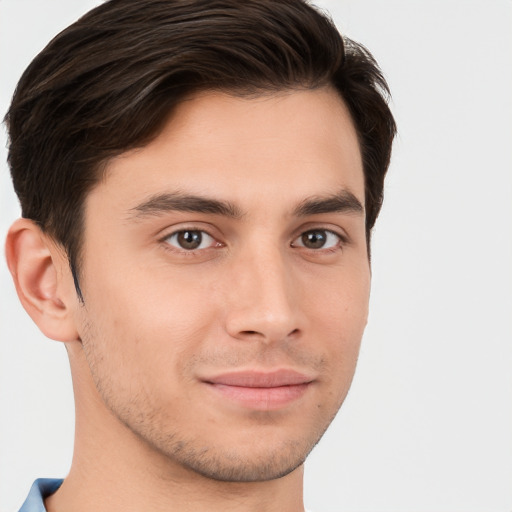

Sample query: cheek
[308,267,370,383]
[305,257,370,328]
[77,258,219,382]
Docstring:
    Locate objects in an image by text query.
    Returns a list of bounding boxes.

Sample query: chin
[144,420,331,483]
[175,442,309,482]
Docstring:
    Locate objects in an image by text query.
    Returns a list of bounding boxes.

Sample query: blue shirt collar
[18,478,316,511]
[19,479,63,512]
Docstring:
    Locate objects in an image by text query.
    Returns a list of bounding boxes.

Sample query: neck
[46,342,305,512]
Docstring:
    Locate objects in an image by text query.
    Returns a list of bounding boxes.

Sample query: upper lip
[203,369,314,388]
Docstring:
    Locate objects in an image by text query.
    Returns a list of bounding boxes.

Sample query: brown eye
[165,230,215,250]
[301,230,327,249]
[293,229,342,250]
[177,230,202,249]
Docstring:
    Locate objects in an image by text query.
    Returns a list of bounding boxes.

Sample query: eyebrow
[127,188,364,221]
[128,192,244,220]
[293,189,364,217]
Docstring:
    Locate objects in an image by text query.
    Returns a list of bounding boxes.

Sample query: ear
[5,218,80,342]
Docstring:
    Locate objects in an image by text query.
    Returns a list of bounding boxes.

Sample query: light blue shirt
[18,479,63,512]
[18,478,315,511]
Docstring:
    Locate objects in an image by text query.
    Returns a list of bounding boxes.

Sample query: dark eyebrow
[293,189,364,217]
[128,192,244,220]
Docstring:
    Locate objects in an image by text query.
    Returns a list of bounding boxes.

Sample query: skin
[7,87,370,512]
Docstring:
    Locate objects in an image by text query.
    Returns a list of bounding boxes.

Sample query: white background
[1,1,511,511]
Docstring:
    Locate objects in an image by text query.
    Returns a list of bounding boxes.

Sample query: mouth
[202,369,315,411]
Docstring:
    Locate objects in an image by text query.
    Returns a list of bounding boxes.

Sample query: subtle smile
[202,369,315,411]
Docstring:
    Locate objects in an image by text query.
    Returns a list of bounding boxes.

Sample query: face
[74,88,370,482]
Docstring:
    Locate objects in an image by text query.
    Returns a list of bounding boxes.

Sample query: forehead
[93,88,364,214]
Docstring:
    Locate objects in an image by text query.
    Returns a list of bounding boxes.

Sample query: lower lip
[206,382,310,410]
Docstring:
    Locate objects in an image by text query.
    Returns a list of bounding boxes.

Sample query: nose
[224,247,301,344]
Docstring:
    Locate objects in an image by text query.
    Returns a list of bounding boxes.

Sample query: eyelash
[160,226,347,256]
[161,227,222,256]
[290,229,346,252]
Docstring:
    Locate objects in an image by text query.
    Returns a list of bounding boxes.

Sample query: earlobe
[5,218,80,342]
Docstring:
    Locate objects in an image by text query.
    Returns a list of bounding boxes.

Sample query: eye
[292,229,342,250]
[164,229,217,251]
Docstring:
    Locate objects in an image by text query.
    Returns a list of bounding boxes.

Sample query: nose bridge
[225,241,299,342]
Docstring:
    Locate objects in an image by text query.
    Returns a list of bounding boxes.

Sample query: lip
[202,369,315,411]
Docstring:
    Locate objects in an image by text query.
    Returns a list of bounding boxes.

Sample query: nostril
[238,328,300,339]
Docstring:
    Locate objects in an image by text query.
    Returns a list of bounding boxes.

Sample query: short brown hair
[5,0,396,299]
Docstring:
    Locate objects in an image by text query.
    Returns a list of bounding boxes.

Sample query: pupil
[302,230,326,249]
[178,230,202,249]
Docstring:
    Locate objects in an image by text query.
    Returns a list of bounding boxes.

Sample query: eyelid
[166,230,215,250]
[293,221,349,241]
[291,228,345,251]
[159,224,224,253]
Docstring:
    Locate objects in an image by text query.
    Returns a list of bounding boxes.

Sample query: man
[4,0,395,510]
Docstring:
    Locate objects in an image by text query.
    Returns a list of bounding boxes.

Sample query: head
[5,0,395,484]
